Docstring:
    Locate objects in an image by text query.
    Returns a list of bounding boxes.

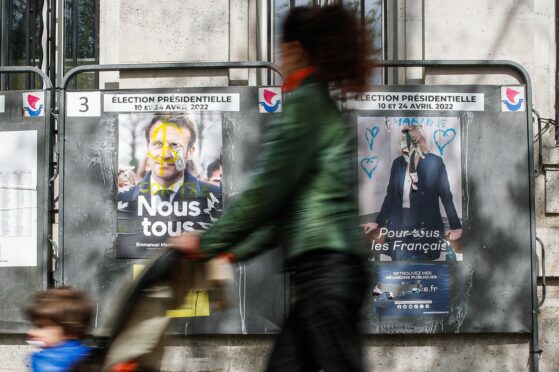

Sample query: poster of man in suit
[359,116,463,262]
[116,112,222,258]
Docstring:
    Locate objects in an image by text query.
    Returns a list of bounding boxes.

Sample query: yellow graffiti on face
[147,120,185,177]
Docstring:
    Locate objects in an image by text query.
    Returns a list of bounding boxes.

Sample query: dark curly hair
[282,5,371,91]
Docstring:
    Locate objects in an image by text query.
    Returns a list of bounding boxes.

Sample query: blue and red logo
[501,86,525,112]
[22,92,44,117]
[259,88,282,113]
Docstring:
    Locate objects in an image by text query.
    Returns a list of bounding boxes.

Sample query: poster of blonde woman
[358,116,463,261]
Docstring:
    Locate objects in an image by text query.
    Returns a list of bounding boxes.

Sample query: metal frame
[58,60,288,333]
[58,59,541,368]
[556,0,559,144]
[0,1,7,88]
[371,59,540,372]
[46,0,56,86]
[0,0,46,90]
[71,0,78,81]
[532,108,543,176]
[64,0,100,89]
[0,66,53,291]
[536,235,546,308]
[57,60,282,284]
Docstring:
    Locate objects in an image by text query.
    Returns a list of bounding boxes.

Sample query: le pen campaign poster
[358,116,463,262]
[116,112,222,258]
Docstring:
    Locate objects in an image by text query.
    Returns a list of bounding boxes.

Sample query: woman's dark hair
[282,5,370,91]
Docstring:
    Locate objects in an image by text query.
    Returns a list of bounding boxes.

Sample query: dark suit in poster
[376,153,461,260]
[117,171,221,258]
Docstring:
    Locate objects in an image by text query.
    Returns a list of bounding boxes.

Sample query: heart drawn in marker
[433,128,456,156]
[365,126,379,151]
[360,156,379,179]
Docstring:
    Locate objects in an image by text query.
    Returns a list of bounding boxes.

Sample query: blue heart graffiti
[433,128,456,156]
[365,126,379,151]
[360,156,379,179]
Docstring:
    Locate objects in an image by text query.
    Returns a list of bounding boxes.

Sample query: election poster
[62,87,287,334]
[373,263,450,317]
[116,112,223,258]
[358,116,463,261]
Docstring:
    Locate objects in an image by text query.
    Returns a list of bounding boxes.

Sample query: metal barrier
[58,62,286,335]
[58,61,282,283]
[0,66,53,331]
[0,60,543,369]
[363,59,540,371]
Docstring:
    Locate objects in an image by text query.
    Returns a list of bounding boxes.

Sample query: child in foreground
[25,287,93,372]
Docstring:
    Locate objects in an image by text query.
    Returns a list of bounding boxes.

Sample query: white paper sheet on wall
[0,130,37,267]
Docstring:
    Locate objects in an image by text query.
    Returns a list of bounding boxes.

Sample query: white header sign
[67,92,101,117]
[347,92,485,112]
[104,93,240,112]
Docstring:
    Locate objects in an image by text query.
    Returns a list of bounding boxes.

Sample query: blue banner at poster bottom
[373,263,450,317]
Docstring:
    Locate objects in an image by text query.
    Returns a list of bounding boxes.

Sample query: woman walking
[173,5,371,371]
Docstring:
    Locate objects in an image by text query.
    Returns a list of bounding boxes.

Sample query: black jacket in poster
[117,171,221,258]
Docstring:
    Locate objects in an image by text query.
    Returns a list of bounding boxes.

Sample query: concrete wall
[98,0,261,89]
[2,0,558,371]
